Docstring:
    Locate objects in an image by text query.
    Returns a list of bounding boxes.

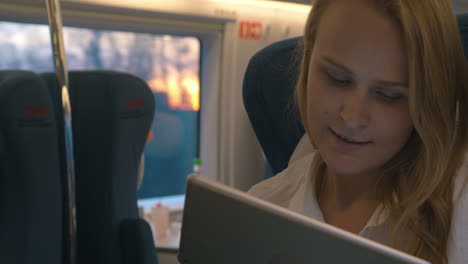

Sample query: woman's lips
[329,128,372,145]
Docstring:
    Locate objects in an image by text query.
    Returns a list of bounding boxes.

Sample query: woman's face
[307,0,413,177]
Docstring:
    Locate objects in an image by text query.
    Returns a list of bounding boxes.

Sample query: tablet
[178,174,430,264]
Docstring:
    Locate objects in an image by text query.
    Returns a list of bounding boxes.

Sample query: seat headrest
[458,13,468,58]
[243,37,305,175]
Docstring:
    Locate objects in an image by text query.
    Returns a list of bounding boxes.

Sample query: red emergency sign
[239,21,263,40]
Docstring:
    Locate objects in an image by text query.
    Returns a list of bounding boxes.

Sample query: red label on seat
[126,97,143,110]
[25,104,47,118]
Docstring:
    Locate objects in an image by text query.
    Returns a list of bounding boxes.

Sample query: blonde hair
[295,1,468,263]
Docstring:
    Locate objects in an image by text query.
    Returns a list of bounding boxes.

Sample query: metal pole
[44,1,77,264]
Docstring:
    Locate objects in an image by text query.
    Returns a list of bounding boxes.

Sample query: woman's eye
[325,72,351,86]
[375,89,403,103]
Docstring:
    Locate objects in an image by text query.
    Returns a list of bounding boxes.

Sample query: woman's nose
[339,91,370,131]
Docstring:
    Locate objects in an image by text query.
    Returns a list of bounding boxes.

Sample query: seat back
[243,37,304,176]
[243,14,468,177]
[42,71,156,264]
[0,71,62,264]
[459,14,468,56]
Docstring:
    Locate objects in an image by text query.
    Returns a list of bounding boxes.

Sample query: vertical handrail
[44,1,77,264]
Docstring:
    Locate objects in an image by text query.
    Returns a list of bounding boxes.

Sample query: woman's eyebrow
[320,55,407,88]
[319,56,354,76]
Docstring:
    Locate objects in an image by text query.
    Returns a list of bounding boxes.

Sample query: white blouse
[248,136,468,264]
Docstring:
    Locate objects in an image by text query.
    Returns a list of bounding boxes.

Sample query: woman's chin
[321,152,374,177]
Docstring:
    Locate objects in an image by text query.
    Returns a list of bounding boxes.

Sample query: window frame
[0,0,229,191]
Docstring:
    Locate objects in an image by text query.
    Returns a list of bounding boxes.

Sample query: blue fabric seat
[0,71,62,264]
[243,13,468,178]
[243,37,304,176]
[459,14,468,56]
[42,71,157,264]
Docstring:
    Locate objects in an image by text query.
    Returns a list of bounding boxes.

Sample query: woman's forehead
[315,0,400,48]
[312,0,407,83]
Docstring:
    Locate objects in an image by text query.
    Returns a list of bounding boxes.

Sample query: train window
[0,21,200,199]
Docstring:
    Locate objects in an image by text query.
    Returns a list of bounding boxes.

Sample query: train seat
[0,71,62,264]
[42,71,157,264]
[242,37,304,177]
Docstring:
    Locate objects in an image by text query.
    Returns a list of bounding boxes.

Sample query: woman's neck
[321,167,381,208]
[316,166,382,234]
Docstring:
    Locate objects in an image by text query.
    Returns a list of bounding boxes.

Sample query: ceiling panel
[269,0,468,14]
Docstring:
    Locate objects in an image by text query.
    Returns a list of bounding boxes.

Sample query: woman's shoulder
[247,151,316,206]
[454,149,468,201]
[449,149,468,263]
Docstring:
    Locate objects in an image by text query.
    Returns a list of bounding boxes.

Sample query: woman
[248,0,468,263]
